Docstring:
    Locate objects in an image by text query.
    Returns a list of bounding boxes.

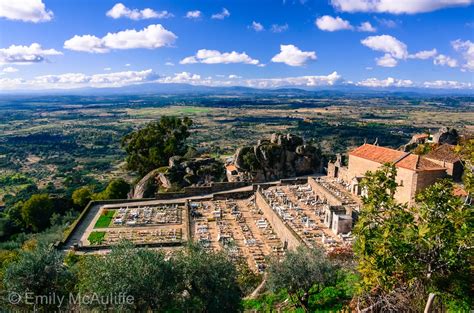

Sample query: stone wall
[255,190,303,250]
[155,181,249,200]
[308,177,344,206]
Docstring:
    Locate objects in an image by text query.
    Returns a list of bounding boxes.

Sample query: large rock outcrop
[230,133,322,182]
[131,157,225,198]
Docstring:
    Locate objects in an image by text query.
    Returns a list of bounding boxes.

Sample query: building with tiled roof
[424,144,463,181]
[328,144,451,205]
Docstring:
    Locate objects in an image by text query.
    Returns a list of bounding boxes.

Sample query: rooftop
[425,144,461,163]
[349,144,446,172]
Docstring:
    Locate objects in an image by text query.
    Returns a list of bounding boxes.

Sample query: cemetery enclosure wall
[255,190,303,250]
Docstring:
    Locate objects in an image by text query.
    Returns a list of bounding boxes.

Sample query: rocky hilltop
[131,157,225,198]
[229,133,322,182]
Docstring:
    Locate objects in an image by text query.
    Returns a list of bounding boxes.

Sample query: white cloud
[180,49,260,65]
[271,44,317,67]
[423,80,473,89]
[330,0,473,14]
[452,39,474,71]
[0,43,62,64]
[243,72,342,88]
[250,21,264,32]
[228,74,242,79]
[64,24,177,53]
[104,67,112,71]
[0,0,53,22]
[106,3,173,20]
[408,49,438,59]
[125,63,131,67]
[361,35,408,59]
[357,21,377,32]
[2,66,19,73]
[270,23,289,33]
[159,72,207,84]
[357,77,413,88]
[185,10,202,19]
[0,69,157,90]
[165,62,174,66]
[315,15,353,31]
[434,54,458,67]
[211,8,230,20]
[375,17,398,28]
[376,54,398,67]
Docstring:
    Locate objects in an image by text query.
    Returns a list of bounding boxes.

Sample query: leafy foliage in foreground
[3,242,243,312]
[354,164,472,311]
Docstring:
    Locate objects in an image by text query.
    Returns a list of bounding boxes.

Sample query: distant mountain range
[1,82,473,97]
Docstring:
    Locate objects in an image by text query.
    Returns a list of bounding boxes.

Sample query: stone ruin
[228,133,322,182]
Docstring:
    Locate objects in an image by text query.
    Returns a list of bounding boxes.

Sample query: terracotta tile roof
[349,144,406,164]
[425,144,460,163]
[349,144,446,172]
[396,154,446,171]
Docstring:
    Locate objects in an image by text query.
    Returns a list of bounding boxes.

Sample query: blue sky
[0,0,473,90]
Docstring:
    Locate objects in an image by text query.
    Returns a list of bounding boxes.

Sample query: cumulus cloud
[433,54,458,67]
[316,15,353,31]
[250,21,264,32]
[357,77,413,88]
[271,44,317,67]
[2,66,18,73]
[423,80,473,89]
[0,43,62,64]
[165,62,174,66]
[270,24,289,33]
[361,35,408,59]
[228,74,242,79]
[244,72,342,88]
[408,49,438,59]
[357,21,377,32]
[211,8,230,20]
[106,3,173,20]
[64,24,177,53]
[159,72,206,84]
[180,49,260,65]
[452,39,474,71]
[0,69,157,90]
[330,0,473,14]
[376,54,398,67]
[0,0,53,22]
[185,10,201,19]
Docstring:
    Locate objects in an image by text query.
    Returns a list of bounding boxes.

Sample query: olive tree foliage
[354,164,472,311]
[3,244,74,310]
[175,244,243,313]
[122,116,193,176]
[77,242,180,311]
[266,246,339,311]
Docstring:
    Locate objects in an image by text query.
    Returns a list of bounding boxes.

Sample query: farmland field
[0,93,472,204]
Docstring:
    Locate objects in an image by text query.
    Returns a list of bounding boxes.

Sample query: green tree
[3,245,74,310]
[94,179,130,200]
[122,116,193,176]
[455,138,474,195]
[266,246,339,311]
[20,194,55,232]
[78,242,179,311]
[354,164,472,310]
[176,244,242,312]
[411,179,472,309]
[72,186,93,208]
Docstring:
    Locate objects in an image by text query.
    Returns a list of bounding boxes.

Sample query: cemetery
[65,176,358,271]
